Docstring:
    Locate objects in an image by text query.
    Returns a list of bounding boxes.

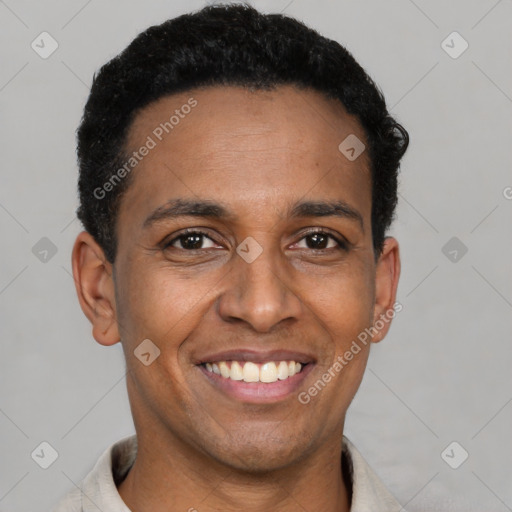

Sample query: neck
[118,424,351,512]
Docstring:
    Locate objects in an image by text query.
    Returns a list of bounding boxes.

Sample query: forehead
[119,85,371,227]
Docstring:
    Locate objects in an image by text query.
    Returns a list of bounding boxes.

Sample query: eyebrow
[143,199,229,228]
[290,200,364,231]
[143,198,364,231]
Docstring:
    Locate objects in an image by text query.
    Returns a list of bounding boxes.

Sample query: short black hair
[76,3,409,263]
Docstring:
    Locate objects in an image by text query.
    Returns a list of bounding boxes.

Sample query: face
[74,85,400,473]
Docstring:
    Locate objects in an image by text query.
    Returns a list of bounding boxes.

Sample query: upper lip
[194,349,316,365]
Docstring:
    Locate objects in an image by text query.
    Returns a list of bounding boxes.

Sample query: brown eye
[295,230,347,251]
[164,230,219,251]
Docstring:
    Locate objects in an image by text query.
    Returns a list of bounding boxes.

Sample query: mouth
[194,350,315,403]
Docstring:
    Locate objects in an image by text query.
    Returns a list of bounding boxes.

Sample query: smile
[203,360,303,383]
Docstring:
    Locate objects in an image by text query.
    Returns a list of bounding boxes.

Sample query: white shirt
[52,434,404,511]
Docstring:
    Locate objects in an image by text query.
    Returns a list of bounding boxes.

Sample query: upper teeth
[204,361,303,383]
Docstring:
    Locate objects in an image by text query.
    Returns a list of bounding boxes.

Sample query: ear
[371,236,401,343]
[71,231,120,346]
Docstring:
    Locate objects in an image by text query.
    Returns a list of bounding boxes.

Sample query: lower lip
[198,363,315,403]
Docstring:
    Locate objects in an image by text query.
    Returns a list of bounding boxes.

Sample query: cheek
[307,281,373,415]
[308,264,375,340]
[116,267,202,407]
[329,271,375,381]
[115,263,219,348]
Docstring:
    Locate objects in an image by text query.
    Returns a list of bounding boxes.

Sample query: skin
[72,85,400,512]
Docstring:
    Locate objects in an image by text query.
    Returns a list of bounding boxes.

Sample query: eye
[294,230,348,251]
[164,229,220,251]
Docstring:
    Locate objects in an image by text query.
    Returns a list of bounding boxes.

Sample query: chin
[208,431,315,474]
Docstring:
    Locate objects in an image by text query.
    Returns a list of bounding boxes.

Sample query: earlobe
[371,237,401,343]
[71,231,120,346]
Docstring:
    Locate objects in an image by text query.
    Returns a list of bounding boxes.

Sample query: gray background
[0,0,511,510]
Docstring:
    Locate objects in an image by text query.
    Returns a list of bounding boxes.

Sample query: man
[54,3,409,511]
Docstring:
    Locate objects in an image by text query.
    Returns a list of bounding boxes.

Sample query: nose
[216,242,303,333]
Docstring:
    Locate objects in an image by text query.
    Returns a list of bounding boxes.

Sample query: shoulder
[50,434,137,512]
[342,436,404,512]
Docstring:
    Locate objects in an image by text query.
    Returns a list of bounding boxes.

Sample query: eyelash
[162,228,348,252]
